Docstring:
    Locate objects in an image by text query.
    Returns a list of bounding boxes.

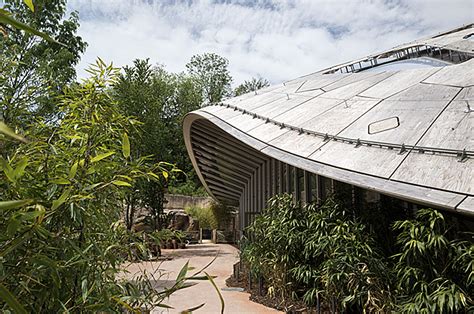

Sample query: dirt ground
[124,242,282,314]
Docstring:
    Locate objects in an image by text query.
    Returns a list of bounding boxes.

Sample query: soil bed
[226,265,321,313]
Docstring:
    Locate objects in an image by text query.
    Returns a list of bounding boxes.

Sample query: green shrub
[242,194,392,311]
[185,205,218,229]
[242,195,473,312]
[185,201,233,230]
[392,208,473,313]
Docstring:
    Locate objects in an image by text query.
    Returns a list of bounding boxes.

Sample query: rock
[167,211,190,231]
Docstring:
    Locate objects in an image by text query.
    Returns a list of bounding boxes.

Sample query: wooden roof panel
[300,98,380,135]
[423,59,474,87]
[416,100,473,150]
[360,68,440,99]
[338,100,453,145]
[272,97,343,125]
[309,141,407,178]
[269,130,324,158]
[391,154,474,195]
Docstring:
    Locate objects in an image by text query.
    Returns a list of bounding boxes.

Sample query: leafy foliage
[242,195,473,312]
[186,52,232,104]
[242,194,392,311]
[113,59,203,229]
[392,208,473,313]
[0,0,87,128]
[234,77,269,96]
[185,201,233,230]
[0,60,182,312]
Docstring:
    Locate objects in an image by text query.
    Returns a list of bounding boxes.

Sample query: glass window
[319,176,332,202]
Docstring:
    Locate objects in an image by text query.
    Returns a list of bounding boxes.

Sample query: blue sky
[68,0,473,85]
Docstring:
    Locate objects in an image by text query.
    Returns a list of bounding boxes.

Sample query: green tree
[186,52,232,104]
[113,59,203,229]
[0,0,87,128]
[234,77,269,96]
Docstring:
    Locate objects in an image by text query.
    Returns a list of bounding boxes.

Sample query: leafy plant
[242,194,392,311]
[1,0,87,128]
[234,77,269,96]
[392,208,473,313]
[0,60,185,312]
[185,205,218,230]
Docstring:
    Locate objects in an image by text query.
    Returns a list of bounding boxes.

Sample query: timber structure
[183,24,474,230]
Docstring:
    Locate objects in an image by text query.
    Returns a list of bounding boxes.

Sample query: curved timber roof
[184,24,474,216]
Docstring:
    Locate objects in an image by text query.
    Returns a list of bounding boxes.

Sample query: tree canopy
[0,0,87,128]
[186,52,232,104]
[234,77,270,96]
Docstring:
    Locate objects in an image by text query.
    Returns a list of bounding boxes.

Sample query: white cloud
[68,0,473,85]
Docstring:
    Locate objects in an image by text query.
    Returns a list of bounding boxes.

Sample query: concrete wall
[164,193,213,212]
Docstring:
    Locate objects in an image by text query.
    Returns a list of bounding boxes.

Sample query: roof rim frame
[184,111,471,214]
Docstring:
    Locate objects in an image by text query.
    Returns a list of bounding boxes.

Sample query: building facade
[184,24,474,231]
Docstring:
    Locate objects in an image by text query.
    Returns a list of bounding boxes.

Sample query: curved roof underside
[184,24,474,215]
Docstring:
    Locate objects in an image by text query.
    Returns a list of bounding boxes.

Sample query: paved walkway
[124,243,281,314]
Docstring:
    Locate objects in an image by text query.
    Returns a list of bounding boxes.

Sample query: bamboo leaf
[180,303,205,313]
[7,217,21,236]
[0,199,34,211]
[91,151,115,163]
[177,261,189,282]
[51,178,71,185]
[0,283,27,314]
[0,11,65,46]
[52,187,72,210]
[69,161,78,179]
[13,157,28,180]
[204,272,224,314]
[122,132,130,159]
[0,122,28,143]
[112,180,131,187]
[23,0,34,12]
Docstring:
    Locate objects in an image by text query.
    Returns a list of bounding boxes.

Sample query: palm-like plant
[392,208,473,313]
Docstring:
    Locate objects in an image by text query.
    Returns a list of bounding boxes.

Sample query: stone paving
[124,242,281,314]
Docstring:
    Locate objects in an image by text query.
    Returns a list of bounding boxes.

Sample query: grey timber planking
[422,28,474,47]
[293,88,325,97]
[457,197,474,215]
[414,100,473,150]
[322,71,388,92]
[387,83,460,101]
[423,59,474,87]
[247,122,291,143]
[269,131,325,158]
[360,68,440,99]
[309,142,407,178]
[272,97,344,126]
[297,73,351,92]
[227,112,267,132]
[299,97,380,135]
[319,72,394,100]
[252,94,316,118]
[337,100,454,145]
[457,86,474,101]
[183,24,474,217]
[224,92,287,111]
[444,40,474,54]
[391,154,474,195]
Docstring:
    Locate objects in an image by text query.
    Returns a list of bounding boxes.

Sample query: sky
[67,0,473,85]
